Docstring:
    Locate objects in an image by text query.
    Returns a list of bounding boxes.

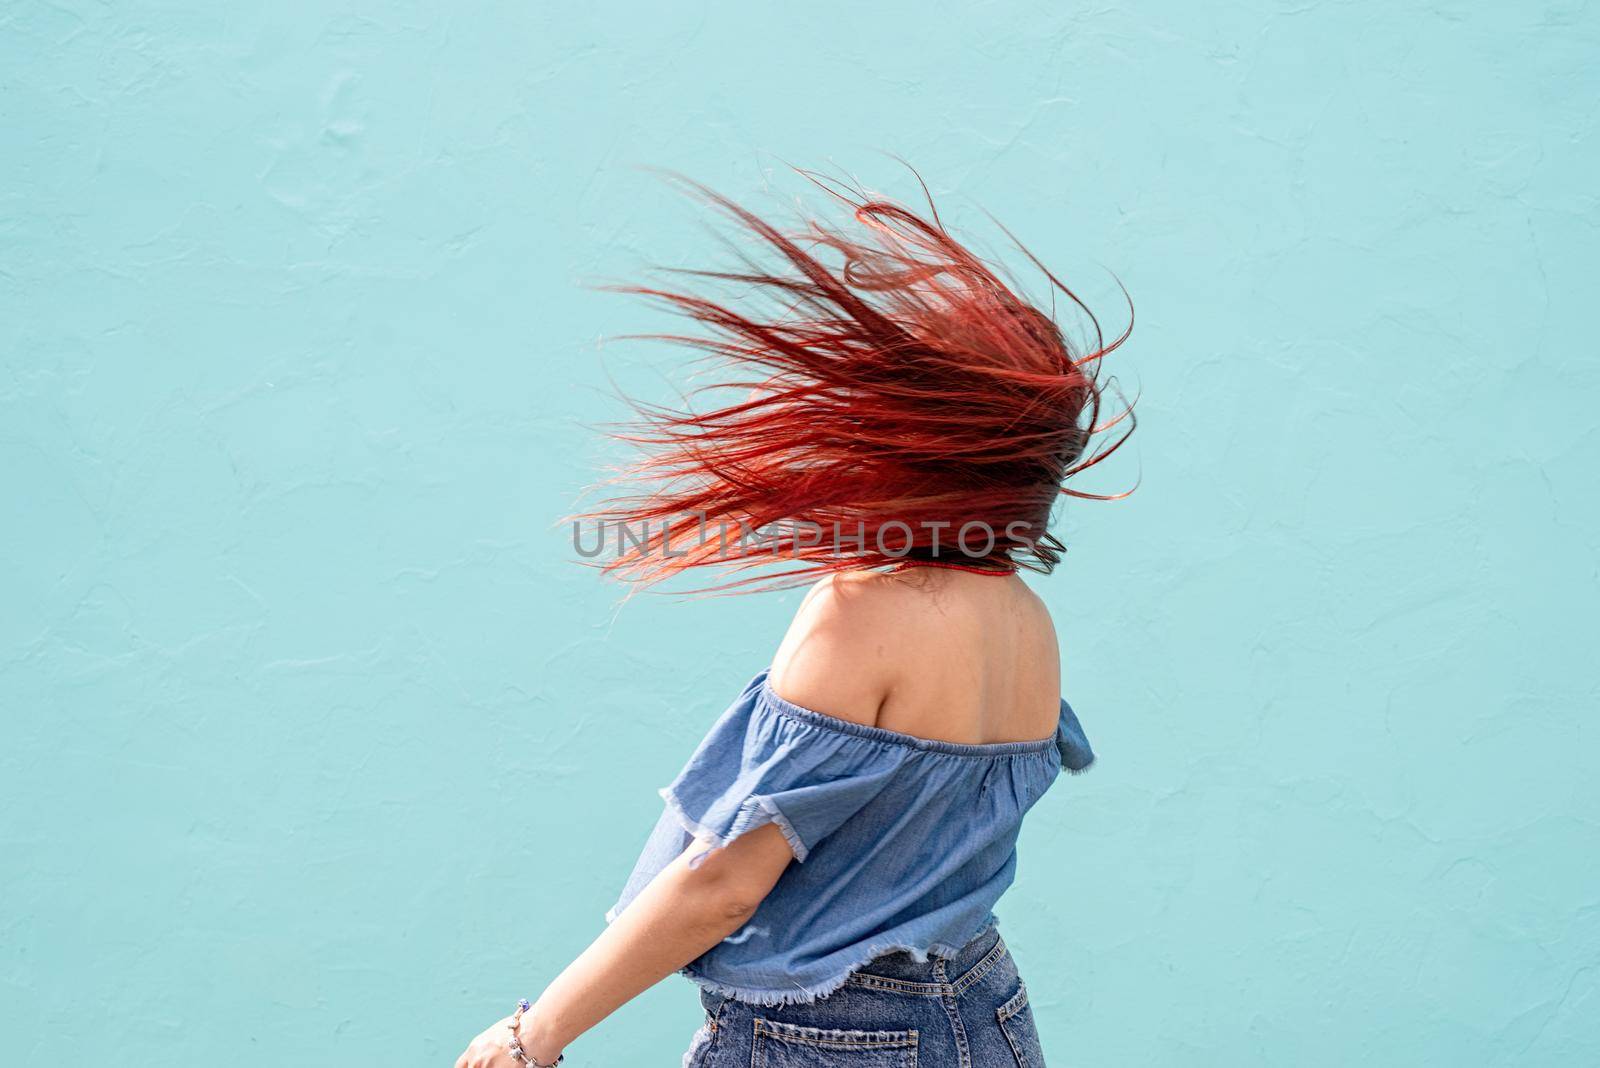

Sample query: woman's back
[602,562,1094,1008]
[769,566,1064,749]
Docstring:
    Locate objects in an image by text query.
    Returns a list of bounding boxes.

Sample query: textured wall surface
[3,2,1597,1064]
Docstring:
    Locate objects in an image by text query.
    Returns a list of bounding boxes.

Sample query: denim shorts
[681,923,1045,1067]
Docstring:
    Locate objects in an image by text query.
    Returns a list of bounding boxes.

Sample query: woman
[456,173,1131,1067]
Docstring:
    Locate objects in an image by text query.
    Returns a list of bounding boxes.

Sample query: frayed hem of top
[657,786,811,863]
[675,924,997,1007]
[600,789,810,926]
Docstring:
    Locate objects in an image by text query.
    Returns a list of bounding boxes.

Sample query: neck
[892,558,1017,577]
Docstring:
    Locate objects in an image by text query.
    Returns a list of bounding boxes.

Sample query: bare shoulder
[767,570,907,727]
[1016,574,1064,694]
[1014,574,1060,649]
[767,568,1063,739]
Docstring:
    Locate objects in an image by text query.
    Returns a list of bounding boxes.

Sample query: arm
[459,575,888,1066]
[455,822,794,1067]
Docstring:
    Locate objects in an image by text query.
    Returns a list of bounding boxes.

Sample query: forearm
[520,853,757,1059]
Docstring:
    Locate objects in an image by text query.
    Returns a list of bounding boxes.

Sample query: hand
[454,1014,562,1068]
[455,1016,518,1068]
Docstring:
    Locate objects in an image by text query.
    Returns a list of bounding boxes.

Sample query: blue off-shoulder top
[603,667,1095,1006]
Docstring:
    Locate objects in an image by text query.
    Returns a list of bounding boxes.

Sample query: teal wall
[3,2,1596,1064]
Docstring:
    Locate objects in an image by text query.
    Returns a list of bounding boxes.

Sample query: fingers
[456,1041,500,1068]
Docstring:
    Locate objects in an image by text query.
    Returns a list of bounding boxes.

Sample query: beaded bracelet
[506,999,563,1067]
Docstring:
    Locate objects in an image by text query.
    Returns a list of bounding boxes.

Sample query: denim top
[604,667,1095,1005]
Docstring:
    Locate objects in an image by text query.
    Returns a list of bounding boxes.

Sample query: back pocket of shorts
[996,979,1044,1068]
[751,1017,918,1068]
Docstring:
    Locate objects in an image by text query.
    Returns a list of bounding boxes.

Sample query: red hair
[573,171,1134,593]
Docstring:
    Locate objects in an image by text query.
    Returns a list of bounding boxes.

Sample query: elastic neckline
[755,670,1059,758]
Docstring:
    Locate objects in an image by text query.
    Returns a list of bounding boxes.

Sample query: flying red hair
[572,170,1134,593]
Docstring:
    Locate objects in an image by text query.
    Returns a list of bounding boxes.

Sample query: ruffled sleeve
[659,674,904,863]
[1056,698,1095,773]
